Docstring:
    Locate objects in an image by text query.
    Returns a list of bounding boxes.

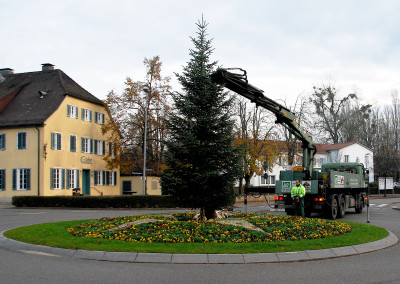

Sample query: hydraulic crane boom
[211,68,316,177]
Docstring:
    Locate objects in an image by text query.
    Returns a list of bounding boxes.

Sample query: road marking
[369,204,388,207]
[19,212,47,215]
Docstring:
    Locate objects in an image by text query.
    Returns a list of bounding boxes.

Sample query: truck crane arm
[211,68,316,177]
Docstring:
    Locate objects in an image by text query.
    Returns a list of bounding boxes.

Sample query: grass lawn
[4,213,388,254]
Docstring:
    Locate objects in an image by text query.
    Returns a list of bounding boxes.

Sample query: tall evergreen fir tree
[161,18,242,220]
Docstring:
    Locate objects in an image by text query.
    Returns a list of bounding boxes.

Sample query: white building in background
[247,141,374,187]
[313,142,374,183]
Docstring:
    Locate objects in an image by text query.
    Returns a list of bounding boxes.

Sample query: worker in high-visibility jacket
[291,180,306,217]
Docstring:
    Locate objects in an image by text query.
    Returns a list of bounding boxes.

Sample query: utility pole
[142,86,150,196]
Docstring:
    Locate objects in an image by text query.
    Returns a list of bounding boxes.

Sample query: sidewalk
[0,230,397,264]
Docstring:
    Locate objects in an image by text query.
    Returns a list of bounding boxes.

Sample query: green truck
[276,162,368,219]
[212,68,368,219]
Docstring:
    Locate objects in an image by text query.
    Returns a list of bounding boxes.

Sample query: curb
[0,230,398,264]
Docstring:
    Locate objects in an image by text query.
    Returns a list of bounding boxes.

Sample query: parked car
[394,182,400,189]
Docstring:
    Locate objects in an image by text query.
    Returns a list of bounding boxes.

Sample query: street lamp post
[142,86,150,196]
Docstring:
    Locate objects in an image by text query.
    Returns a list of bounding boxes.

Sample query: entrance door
[82,169,91,195]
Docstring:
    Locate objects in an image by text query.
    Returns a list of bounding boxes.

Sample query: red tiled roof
[315,142,357,153]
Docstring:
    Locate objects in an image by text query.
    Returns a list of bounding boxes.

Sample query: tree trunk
[238,178,243,195]
[200,207,217,220]
[199,208,206,221]
[244,174,251,189]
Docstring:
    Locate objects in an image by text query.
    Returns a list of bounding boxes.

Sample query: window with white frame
[81,137,92,153]
[17,132,27,149]
[67,169,79,189]
[105,171,117,186]
[94,170,104,186]
[261,175,267,185]
[51,168,65,189]
[94,112,105,124]
[81,108,92,122]
[70,135,77,152]
[261,175,276,185]
[51,132,62,150]
[94,139,105,155]
[270,175,276,184]
[13,168,31,190]
[67,104,78,119]
[0,169,5,191]
[108,142,115,157]
[0,133,5,150]
[365,154,370,168]
[344,155,349,163]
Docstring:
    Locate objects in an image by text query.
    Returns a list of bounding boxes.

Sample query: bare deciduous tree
[102,56,171,175]
[309,83,371,144]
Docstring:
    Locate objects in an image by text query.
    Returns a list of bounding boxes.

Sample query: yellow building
[0,63,120,197]
[120,175,162,195]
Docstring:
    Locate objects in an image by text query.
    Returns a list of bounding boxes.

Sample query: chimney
[42,63,55,71]
[0,68,14,75]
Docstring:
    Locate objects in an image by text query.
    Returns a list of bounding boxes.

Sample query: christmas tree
[161,17,242,220]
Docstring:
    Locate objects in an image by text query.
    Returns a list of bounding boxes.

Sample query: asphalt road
[0,198,399,284]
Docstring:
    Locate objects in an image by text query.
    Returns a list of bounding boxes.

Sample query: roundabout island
[1,212,397,263]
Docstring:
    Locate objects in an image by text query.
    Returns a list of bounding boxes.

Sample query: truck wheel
[355,196,363,213]
[326,195,338,220]
[338,196,346,218]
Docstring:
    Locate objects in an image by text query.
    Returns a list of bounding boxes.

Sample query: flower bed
[67,213,351,244]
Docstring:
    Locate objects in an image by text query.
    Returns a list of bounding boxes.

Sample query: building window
[81,137,92,153]
[94,139,105,155]
[67,169,79,189]
[94,170,104,186]
[17,132,27,149]
[261,175,276,185]
[50,168,65,189]
[81,108,92,122]
[151,181,158,191]
[67,105,78,119]
[108,142,115,157]
[0,169,5,191]
[261,176,267,185]
[12,168,31,190]
[0,133,5,150]
[51,133,62,150]
[319,158,326,166]
[95,112,105,124]
[70,135,77,152]
[344,155,349,163]
[105,171,117,186]
[270,175,276,184]
[122,181,132,193]
[365,154,370,168]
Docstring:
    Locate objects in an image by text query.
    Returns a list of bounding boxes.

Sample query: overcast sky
[2,0,400,107]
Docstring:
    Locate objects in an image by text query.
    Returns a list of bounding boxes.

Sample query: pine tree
[161,18,242,220]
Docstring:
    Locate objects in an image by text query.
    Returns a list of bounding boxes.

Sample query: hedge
[11,195,181,209]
